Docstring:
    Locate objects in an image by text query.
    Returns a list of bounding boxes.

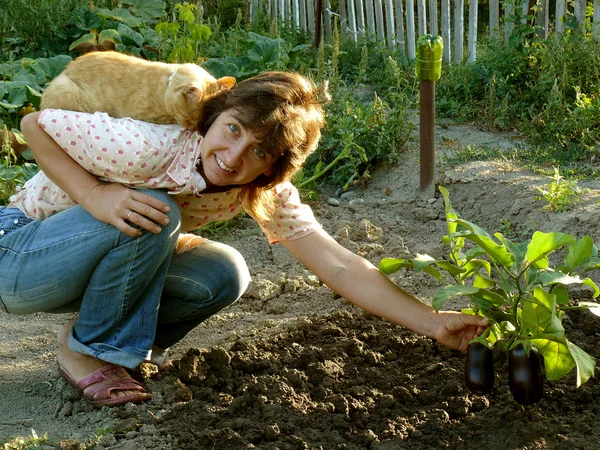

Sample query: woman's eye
[253,148,266,159]
[229,124,239,134]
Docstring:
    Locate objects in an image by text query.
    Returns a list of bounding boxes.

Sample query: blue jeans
[0,190,250,368]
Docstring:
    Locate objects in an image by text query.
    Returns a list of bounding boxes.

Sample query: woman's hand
[84,183,171,237]
[429,311,489,352]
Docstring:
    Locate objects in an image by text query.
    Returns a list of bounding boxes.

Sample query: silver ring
[126,211,133,221]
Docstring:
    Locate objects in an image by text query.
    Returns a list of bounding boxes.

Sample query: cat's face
[199,109,277,188]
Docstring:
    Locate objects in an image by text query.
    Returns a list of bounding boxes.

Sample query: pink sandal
[58,363,152,407]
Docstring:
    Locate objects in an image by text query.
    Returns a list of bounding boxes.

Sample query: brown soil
[1,119,599,449]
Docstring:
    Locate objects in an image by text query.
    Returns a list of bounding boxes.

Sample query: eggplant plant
[379,186,600,404]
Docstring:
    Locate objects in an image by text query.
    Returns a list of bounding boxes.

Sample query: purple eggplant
[508,344,544,405]
[465,342,494,394]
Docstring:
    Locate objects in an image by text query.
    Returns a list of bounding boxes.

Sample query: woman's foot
[57,319,151,406]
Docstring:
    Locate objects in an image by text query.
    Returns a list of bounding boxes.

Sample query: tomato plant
[379,186,600,402]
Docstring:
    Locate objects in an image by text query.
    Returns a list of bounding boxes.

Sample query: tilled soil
[140,308,600,450]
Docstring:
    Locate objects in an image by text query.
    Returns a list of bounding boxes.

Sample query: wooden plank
[504,0,515,42]
[489,0,500,39]
[536,0,549,39]
[441,0,451,63]
[574,0,586,30]
[468,0,478,63]
[347,0,358,41]
[385,0,396,48]
[454,0,464,63]
[429,0,438,35]
[339,0,349,38]
[365,0,376,36]
[417,0,427,36]
[325,0,333,40]
[307,0,315,34]
[375,0,386,41]
[299,0,307,32]
[556,0,566,33]
[395,0,407,56]
[595,0,600,38]
[406,0,417,59]
[293,0,300,28]
[355,0,366,38]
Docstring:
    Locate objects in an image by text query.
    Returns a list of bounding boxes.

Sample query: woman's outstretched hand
[83,183,171,237]
[430,311,489,352]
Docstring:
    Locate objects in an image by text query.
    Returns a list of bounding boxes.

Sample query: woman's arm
[20,112,171,237]
[283,228,488,352]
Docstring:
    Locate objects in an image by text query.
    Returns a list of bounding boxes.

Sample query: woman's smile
[215,154,234,173]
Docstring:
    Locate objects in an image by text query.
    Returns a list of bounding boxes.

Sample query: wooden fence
[248,0,600,63]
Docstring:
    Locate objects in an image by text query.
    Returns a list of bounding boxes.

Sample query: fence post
[504,0,515,42]
[429,0,438,35]
[395,0,406,56]
[454,0,464,63]
[441,0,451,63]
[355,0,366,39]
[365,0,376,37]
[314,0,323,47]
[490,0,500,39]
[595,0,600,38]
[468,0,478,63]
[556,0,566,33]
[339,0,349,38]
[417,0,427,36]
[574,0,586,30]
[385,0,396,49]
[406,0,417,59]
[373,0,385,42]
[536,0,549,39]
[347,0,358,41]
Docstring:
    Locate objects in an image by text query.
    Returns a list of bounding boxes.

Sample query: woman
[0,72,488,407]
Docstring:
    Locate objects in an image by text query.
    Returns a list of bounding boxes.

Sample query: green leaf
[69,33,98,52]
[451,225,515,268]
[564,235,594,271]
[432,285,479,311]
[98,29,121,46]
[531,338,576,381]
[378,257,412,275]
[95,8,145,27]
[566,340,596,387]
[122,0,167,19]
[439,186,460,236]
[31,55,72,81]
[527,231,576,269]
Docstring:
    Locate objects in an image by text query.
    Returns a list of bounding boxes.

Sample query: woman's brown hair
[198,71,330,221]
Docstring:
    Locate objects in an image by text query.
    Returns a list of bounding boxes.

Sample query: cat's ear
[217,77,236,90]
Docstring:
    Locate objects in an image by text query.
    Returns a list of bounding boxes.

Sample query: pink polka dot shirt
[9,109,321,244]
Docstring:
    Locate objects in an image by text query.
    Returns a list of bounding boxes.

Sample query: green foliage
[379,186,599,386]
[0,429,53,449]
[535,166,585,212]
[156,2,212,62]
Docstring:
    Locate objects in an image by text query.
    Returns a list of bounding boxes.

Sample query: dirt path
[1,119,599,449]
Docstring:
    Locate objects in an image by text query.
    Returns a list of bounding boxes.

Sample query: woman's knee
[137,189,182,237]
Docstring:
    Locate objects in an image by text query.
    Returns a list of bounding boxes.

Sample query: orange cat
[40,51,235,129]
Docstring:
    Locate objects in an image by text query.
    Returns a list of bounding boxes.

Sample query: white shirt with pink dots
[9,109,321,245]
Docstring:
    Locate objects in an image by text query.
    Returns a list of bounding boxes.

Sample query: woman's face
[199,109,277,189]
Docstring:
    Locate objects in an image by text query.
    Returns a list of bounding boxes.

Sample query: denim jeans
[0,190,250,368]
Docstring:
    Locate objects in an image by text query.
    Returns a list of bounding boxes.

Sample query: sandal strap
[76,364,148,399]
